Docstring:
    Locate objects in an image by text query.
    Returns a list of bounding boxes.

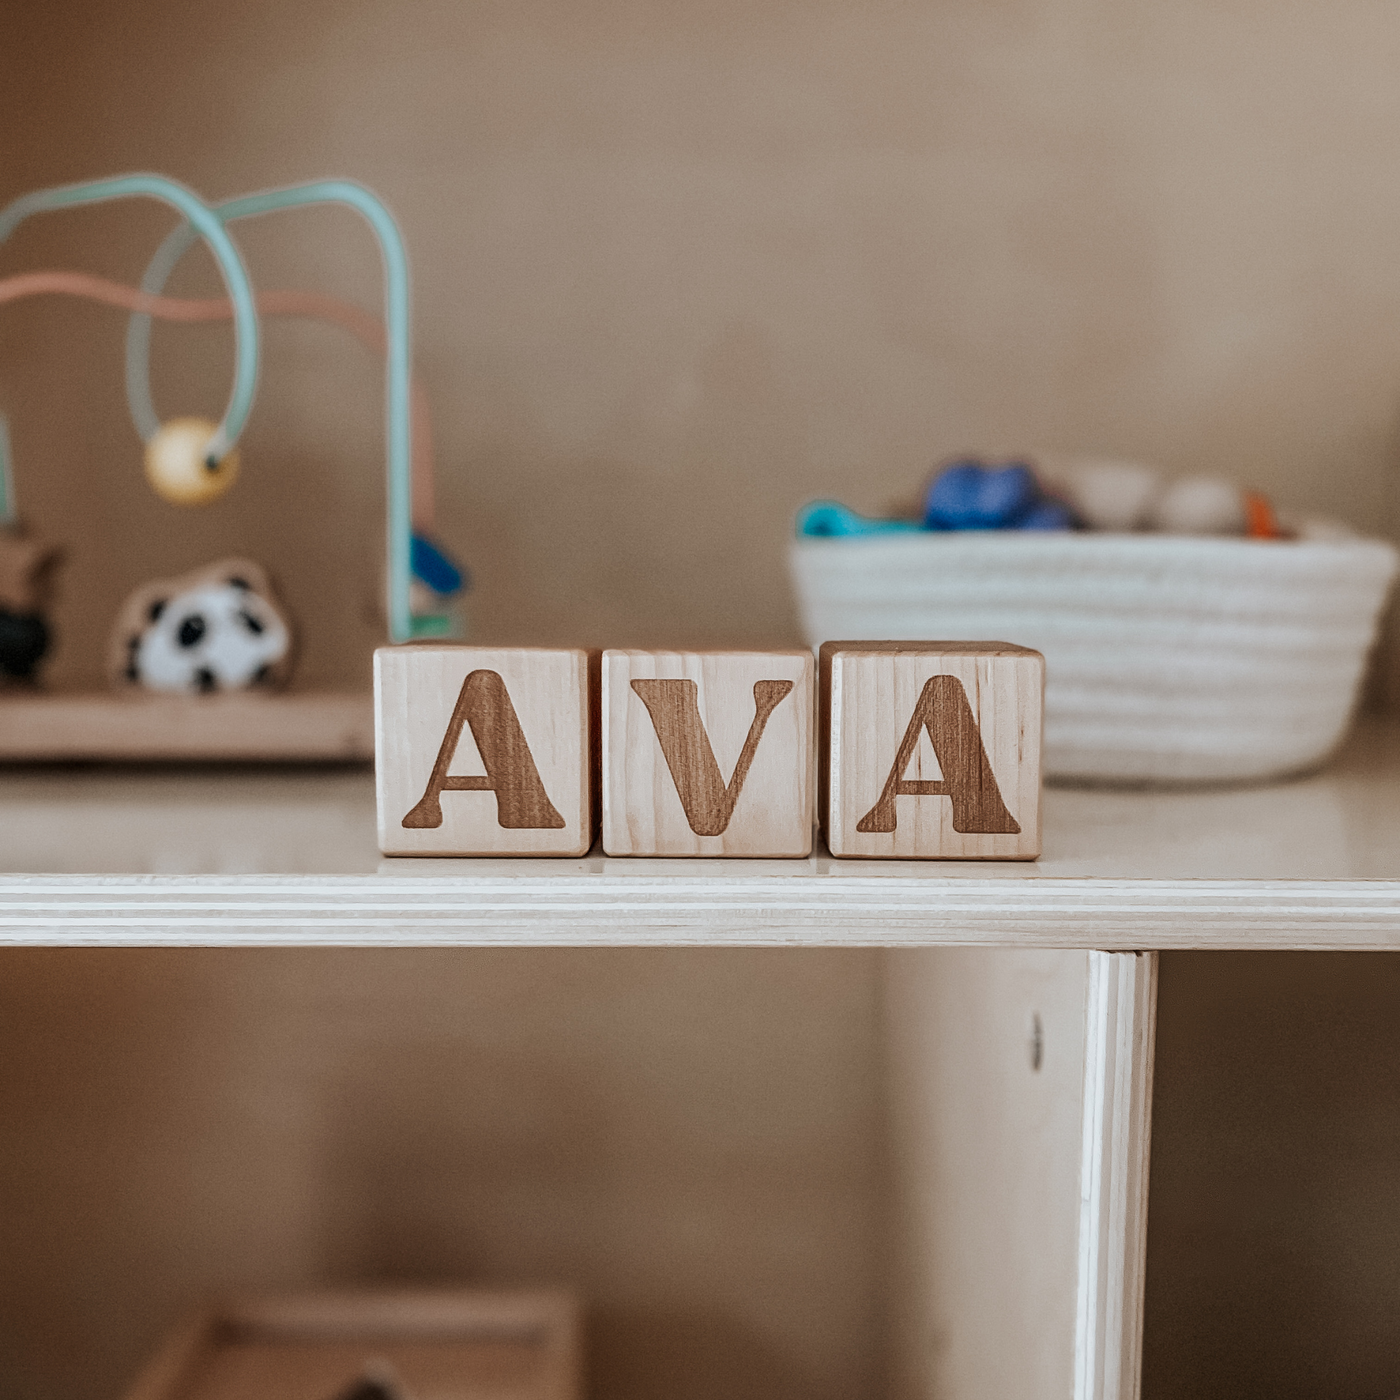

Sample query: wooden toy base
[121,1289,581,1400]
[0,689,373,761]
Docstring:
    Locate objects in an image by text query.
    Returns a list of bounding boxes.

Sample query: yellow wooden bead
[143,417,240,506]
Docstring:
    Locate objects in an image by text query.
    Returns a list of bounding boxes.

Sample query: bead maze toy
[0,172,464,759]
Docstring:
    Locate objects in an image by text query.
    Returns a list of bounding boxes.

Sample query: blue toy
[922,459,1075,531]
[796,458,1077,540]
[1012,497,1077,531]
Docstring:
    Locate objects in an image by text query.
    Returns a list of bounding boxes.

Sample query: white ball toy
[132,581,287,692]
[1149,476,1247,535]
[1060,459,1163,531]
[108,559,293,694]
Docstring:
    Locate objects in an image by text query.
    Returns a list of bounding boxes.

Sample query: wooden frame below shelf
[121,1288,582,1400]
[0,690,373,761]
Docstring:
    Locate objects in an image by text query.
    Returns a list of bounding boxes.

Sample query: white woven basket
[789,528,1399,783]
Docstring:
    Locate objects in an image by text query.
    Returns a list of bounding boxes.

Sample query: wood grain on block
[601,649,814,857]
[821,641,1043,860]
[376,646,595,857]
[120,1288,581,1400]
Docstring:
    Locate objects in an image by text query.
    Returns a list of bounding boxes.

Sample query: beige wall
[1144,952,1400,1400]
[4,0,1400,688]
[6,3,1400,1395]
[0,947,885,1400]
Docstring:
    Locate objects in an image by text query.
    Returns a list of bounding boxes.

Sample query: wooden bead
[144,417,240,506]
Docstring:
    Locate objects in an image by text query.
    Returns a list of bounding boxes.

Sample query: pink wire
[0,270,436,531]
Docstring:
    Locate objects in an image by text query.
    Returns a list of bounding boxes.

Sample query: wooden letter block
[601,650,815,857]
[821,641,1043,860]
[375,646,595,856]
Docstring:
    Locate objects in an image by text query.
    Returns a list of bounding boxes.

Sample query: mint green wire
[126,181,414,643]
[0,173,258,460]
[125,222,197,441]
[0,415,14,526]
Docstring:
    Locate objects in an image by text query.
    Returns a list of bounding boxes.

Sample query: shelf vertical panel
[883,948,1095,1400]
[1074,951,1158,1400]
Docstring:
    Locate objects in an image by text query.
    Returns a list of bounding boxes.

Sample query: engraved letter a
[857,674,1020,835]
[631,678,793,837]
[403,669,565,830]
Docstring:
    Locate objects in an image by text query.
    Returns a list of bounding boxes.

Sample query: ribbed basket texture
[789,530,1399,783]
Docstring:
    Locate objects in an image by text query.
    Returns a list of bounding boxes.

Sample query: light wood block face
[375,647,595,857]
[601,649,815,857]
[821,641,1043,860]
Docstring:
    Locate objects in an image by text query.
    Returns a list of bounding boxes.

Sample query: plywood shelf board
[3,717,1400,946]
[0,690,374,760]
[2,870,1400,947]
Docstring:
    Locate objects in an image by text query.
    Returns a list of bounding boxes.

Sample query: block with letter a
[821,641,1043,860]
[375,646,596,856]
[601,650,815,857]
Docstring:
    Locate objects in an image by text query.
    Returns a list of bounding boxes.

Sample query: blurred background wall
[7,3,1400,1398]
[0,947,885,1400]
[4,0,1400,691]
[1145,951,1400,1400]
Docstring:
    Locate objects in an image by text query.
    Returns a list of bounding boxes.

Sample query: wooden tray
[121,1289,581,1400]
[0,690,373,761]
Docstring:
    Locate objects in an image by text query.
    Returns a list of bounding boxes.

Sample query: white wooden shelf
[3,717,1400,947]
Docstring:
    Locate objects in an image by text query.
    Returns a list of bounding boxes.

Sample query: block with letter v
[375,646,596,856]
[601,650,815,857]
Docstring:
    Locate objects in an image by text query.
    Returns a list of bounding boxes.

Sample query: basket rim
[789,530,1400,594]
[790,527,1396,560]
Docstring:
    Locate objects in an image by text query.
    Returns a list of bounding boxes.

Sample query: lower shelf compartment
[124,1289,581,1400]
[0,689,374,761]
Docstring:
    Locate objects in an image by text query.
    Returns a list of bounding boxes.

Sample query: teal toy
[796,500,920,538]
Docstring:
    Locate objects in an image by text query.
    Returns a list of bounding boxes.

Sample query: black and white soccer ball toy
[109,559,293,694]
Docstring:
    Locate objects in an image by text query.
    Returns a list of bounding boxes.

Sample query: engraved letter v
[631,679,793,836]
